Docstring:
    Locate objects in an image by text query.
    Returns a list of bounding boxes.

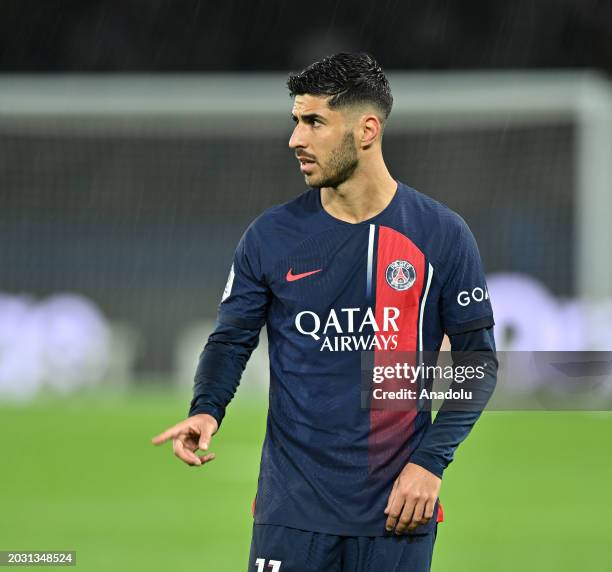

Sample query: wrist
[408,453,445,480]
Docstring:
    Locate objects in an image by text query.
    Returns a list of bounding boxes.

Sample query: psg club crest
[385,260,416,291]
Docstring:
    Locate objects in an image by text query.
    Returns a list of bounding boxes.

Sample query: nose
[288,123,306,150]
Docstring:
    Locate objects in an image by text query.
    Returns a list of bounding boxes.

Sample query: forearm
[410,326,498,478]
[188,320,261,427]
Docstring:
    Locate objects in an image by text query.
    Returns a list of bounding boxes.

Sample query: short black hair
[287,52,393,123]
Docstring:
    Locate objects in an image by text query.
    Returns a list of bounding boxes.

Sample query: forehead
[291,94,336,117]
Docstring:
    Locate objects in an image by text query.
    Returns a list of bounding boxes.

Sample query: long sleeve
[188,220,271,427]
[188,320,262,426]
[409,326,498,478]
[410,216,497,478]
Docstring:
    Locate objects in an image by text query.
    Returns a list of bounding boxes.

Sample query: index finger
[151,422,189,445]
[384,479,398,515]
[385,492,405,532]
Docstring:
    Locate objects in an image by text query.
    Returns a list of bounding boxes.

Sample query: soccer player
[152,53,497,571]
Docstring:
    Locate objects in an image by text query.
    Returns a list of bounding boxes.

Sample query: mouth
[298,157,316,174]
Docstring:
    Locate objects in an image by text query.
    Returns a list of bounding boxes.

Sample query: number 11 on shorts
[255,557,282,571]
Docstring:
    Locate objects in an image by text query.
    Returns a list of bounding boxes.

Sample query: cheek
[317,138,337,161]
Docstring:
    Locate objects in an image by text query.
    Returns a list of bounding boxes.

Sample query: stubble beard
[306,130,359,189]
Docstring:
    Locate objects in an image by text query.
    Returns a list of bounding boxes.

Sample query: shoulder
[239,188,318,253]
[245,188,317,234]
[397,182,471,241]
[398,183,467,231]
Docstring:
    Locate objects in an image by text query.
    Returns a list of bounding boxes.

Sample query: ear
[359,113,382,149]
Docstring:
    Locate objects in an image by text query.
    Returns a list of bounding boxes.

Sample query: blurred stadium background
[1,2,612,571]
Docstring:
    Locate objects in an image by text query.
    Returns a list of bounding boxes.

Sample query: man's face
[289,94,359,188]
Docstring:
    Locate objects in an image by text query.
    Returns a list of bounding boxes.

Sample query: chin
[304,174,321,186]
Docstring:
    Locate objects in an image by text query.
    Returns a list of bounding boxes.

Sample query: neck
[320,159,397,224]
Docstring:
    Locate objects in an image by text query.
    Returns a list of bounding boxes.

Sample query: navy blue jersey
[193,181,495,536]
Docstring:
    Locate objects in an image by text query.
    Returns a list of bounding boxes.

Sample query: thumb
[198,424,215,451]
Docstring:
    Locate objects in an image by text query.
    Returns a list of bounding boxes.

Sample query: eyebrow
[291,112,327,124]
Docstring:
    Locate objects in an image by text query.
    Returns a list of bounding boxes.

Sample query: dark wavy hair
[287,53,393,124]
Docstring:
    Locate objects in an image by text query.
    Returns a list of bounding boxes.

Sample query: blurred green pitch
[1,391,610,572]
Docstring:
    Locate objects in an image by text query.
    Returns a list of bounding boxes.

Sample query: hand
[384,462,441,534]
[151,413,219,467]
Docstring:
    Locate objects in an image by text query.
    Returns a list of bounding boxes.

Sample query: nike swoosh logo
[286,268,322,282]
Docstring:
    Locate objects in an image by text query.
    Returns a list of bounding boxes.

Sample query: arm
[188,320,262,426]
[409,325,498,478]
[152,221,270,465]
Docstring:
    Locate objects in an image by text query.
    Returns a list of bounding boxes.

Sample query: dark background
[0,1,602,374]
[1,0,611,73]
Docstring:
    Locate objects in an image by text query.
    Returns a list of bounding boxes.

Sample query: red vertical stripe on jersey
[369,225,425,474]
[375,226,424,351]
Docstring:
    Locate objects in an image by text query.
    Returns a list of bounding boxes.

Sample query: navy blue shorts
[248,523,437,572]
